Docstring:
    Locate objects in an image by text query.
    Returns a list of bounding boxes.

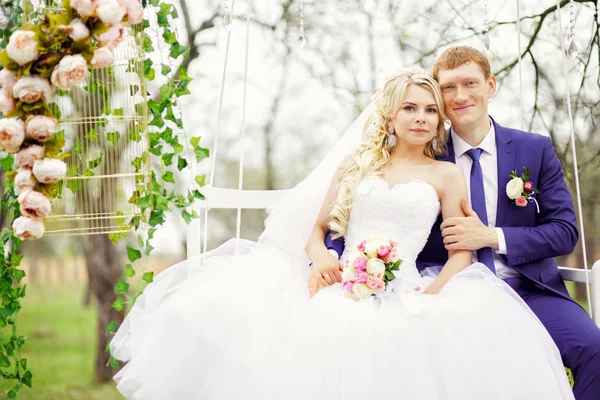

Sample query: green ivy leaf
[161,153,174,166]
[111,296,125,312]
[11,269,25,283]
[10,253,24,267]
[0,155,14,171]
[123,264,136,278]
[143,35,154,53]
[190,137,209,162]
[86,128,98,142]
[144,243,154,256]
[127,246,142,263]
[142,272,154,284]
[162,171,175,183]
[181,210,192,224]
[84,169,95,177]
[108,356,119,369]
[149,210,164,227]
[177,156,187,171]
[72,139,83,155]
[195,175,206,187]
[113,107,124,117]
[143,58,155,80]
[114,278,129,295]
[0,354,10,367]
[161,64,171,76]
[106,131,120,146]
[129,126,142,143]
[21,370,32,388]
[88,154,103,169]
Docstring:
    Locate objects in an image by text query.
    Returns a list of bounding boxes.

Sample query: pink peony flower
[90,47,113,68]
[376,281,385,291]
[123,0,143,25]
[375,272,384,280]
[69,19,90,41]
[94,24,124,50]
[377,245,391,259]
[343,280,354,294]
[13,75,54,104]
[18,190,51,220]
[6,30,39,66]
[387,250,398,263]
[0,89,15,115]
[14,168,36,192]
[366,276,378,289]
[357,240,366,252]
[70,0,98,18]
[0,68,18,93]
[25,115,57,142]
[353,256,367,271]
[355,270,368,284]
[97,0,127,26]
[515,196,528,207]
[12,216,45,240]
[0,117,25,153]
[51,54,88,90]
[32,158,67,184]
[523,181,533,191]
[15,145,45,169]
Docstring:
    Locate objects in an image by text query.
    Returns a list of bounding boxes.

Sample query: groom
[320,46,600,398]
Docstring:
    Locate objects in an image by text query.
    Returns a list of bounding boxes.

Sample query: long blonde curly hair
[328,67,448,238]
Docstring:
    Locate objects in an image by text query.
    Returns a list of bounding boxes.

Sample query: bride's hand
[307,272,325,298]
[312,252,343,286]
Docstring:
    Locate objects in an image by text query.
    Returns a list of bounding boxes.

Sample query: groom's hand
[440,198,499,251]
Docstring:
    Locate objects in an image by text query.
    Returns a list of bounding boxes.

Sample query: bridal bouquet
[341,236,402,301]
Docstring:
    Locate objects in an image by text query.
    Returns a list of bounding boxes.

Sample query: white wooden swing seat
[188,186,600,327]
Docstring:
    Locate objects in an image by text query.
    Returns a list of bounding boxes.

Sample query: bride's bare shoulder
[432,161,465,189]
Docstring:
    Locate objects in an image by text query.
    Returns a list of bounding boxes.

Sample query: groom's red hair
[432,46,491,81]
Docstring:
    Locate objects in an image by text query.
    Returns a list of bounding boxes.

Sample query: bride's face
[389,84,439,147]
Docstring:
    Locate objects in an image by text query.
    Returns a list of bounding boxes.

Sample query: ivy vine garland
[0,0,208,397]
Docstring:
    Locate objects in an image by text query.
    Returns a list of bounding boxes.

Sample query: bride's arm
[424,163,473,294]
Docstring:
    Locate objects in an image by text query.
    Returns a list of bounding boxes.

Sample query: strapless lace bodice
[341,176,441,272]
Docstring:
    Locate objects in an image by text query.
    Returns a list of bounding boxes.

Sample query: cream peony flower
[13,75,54,104]
[0,117,25,153]
[341,267,356,282]
[25,115,57,142]
[12,216,45,240]
[90,47,113,68]
[364,239,388,258]
[366,258,386,275]
[33,158,67,184]
[123,0,143,25]
[94,24,124,50]
[70,0,98,18]
[0,89,15,115]
[14,168,37,192]
[506,177,524,200]
[69,19,90,41]
[351,283,372,300]
[6,30,39,65]
[51,55,88,90]
[0,68,18,93]
[97,0,127,26]
[18,190,51,220]
[15,145,45,169]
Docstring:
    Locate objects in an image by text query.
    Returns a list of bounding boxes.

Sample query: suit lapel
[438,128,456,163]
[493,118,516,227]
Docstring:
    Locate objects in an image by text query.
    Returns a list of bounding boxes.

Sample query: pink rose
[12,216,45,240]
[51,55,88,90]
[355,270,368,284]
[387,250,398,263]
[343,280,354,294]
[14,168,36,192]
[0,117,25,153]
[377,245,391,259]
[357,240,366,252]
[70,0,98,18]
[32,158,67,184]
[515,196,527,207]
[6,30,39,66]
[123,0,143,25]
[0,68,18,93]
[94,24,124,50]
[523,181,533,191]
[90,47,113,68]
[353,256,367,271]
[366,276,378,289]
[375,272,384,280]
[26,115,57,142]
[97,0,127,26]
[376,281,385,291]
[13,75,54,104]
[0,89,15,115]
[18,190,51,220]
[15,145,45,169]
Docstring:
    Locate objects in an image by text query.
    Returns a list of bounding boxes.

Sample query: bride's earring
[432,136,437,149]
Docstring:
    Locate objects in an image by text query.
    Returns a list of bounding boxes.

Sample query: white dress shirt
[451,121,519,279]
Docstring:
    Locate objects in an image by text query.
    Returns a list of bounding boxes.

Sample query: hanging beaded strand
[298,0,307,47]
[482,0,490,50]
[566,0,579,58]
[223,0,232,31]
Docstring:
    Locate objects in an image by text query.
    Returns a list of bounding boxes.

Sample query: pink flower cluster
[341,236,401,301]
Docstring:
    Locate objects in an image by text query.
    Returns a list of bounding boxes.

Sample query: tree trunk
[84,234,124,383]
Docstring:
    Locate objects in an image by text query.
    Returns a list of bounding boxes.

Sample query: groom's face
[436,62,496,128]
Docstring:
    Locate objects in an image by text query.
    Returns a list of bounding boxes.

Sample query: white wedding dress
[111,176,574,400]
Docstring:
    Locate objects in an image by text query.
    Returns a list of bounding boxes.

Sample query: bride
[111,67,574,400]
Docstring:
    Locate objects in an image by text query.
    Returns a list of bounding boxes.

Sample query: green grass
[10,283,123,400]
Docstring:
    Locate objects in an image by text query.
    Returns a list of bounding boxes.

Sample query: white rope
[555,0,593,318]
[202,0,237,259]
[516,0,524,130]
[234,0,252,254]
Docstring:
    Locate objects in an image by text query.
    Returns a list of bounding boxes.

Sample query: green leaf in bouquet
[384,270,394,281]
[391,260,402,271]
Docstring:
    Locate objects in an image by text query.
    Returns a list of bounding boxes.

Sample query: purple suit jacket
[325,117,579,302]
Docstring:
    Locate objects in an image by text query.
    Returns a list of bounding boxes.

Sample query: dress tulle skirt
[111,239,574,400]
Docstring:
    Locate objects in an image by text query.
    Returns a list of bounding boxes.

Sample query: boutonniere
[506,167,541,212]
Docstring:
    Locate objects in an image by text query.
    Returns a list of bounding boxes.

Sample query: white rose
[69,19,90,41]
[0,89,15,115]
[506,177,524,200]
[0,68,18,93]
[351,283,372,300]
[364,239,387,258]
[94,24,124,50]
[6,30,39,66]
[13,75,54,104]
[341,267,356,282]
[90,47,113,68]
[123,0,143,25]
[33,158,67,184]
[97,0,127,26]
[12,216,45,240]
[14,168,37,192]
[0,117,25,153]
[366,258,385,275]
[50,54,88,90]
[70,0,98,18]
